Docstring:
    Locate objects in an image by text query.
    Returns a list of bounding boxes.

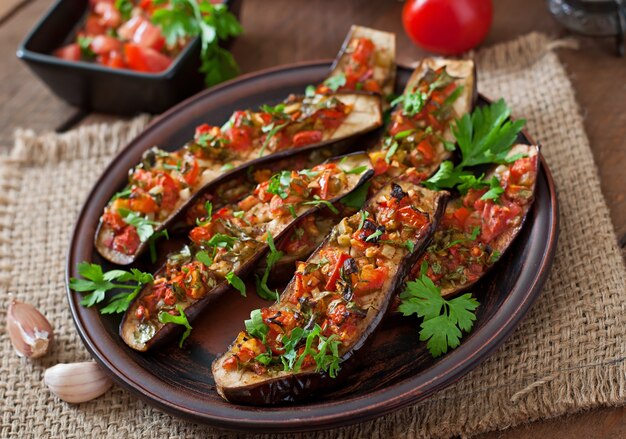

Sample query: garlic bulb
[6,299,54,358]
[44,361,113,403]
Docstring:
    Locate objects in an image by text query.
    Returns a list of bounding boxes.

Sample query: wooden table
[0,0,623,437]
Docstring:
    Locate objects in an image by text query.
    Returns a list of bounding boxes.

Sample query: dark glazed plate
[66,62,559,432]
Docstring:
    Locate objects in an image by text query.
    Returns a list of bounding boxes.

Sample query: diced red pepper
[325,252,351,291]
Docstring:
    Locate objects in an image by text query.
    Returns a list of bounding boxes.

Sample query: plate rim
[65,60,559,432]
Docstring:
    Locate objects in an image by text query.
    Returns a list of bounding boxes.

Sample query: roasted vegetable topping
[98,94,355,258]
[119,156,372,350]
[220,183,436,376]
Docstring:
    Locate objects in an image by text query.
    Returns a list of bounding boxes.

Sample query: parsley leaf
[425,99,526,192]
[147,229,169,264]
[390,90,428,117]
[118,208,158,242]
[340,182,370,209]
[69,262,153,313]
[303,197,340,214]
[344,165,368,175]
[195,250,213,266]
[150,1,242,87]
[365,228,383,242]
[267,170,292,199]
[158,304,192,348]
[255,232,283,301]
[207,233,236,249]
[226,271,246,297]
[399,268,479,358]
[480,176,505,202]
[324,72,346,91]
[245,309,269,343]
[259,122,288,157]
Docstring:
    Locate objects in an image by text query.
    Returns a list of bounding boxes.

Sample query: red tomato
[226,126,252,151]
[84,15,106,36]
[351,38,375,64]
[90,35,121,55]
[54,44,81,61]
[397,206,428,229]
[354,266,388,295]
[189,225,213,245]
[325,252,351,291]
[292,130,323,147]
[112,226,141,254]
[402,0,493,55]
[124,44,172,72]
[94,1,121,28]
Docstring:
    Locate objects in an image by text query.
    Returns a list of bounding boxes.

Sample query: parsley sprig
[158,304,192,347]
[69,262,153,314]
[150,0,243,87]
[398,262,479,358]
[425,99,526,192]
[255,232,283,301]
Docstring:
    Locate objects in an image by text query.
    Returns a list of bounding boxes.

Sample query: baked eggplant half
[212,181,449,405]
[411,144,539,297]
[120,153,374,352]
[95,92,382,265]
[318,25,396,97]
[369,58,477,192]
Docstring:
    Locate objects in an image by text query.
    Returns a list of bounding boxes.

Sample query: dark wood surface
[0,0,624,437]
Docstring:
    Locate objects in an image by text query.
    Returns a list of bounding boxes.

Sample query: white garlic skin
[44,361,113,403]
[6,299,54,358]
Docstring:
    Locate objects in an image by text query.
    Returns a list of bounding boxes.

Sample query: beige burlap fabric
[1,33,624,438]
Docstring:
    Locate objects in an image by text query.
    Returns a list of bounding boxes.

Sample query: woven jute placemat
[1,32,624,438]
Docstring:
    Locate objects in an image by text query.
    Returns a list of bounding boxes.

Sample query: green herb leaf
[404,240,415,252]
[114,0,133,20]
[259,122,288,157]
[70,263,152,313]
[148,229,169,264]
[226,271,246,297]
[195,250,213,266]
[305,85,316,98]
[365,228,383,242]
[399,267,479,358]
[158,304,192,348]
[357,210,370,231]
[77,36,95,59]
[391,90,428,117]
[267,170,292,199]
[340,182,370,209]
[394,129,414,140]
[118,208,157,242]
[245,309,269,343]
[207,233,236,249]
[344,165,368,175]
[255,352,272,365]
[303,198,339,214]
[480,176,505,202]
[255,232,283,301]
[324,72,346,91]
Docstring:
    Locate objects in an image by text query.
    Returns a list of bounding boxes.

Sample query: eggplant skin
[212,185,449,405]
[119,153,374,352]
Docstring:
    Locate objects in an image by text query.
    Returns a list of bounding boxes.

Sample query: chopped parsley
[255,232,283,301]
[158,304,192,348]
[225,271,246,296]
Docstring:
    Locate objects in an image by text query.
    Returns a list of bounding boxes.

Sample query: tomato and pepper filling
[221,182,433,376]
[413,153,537,292]
[369,66,463,189]
[100,94,352,256]
[316,37,381,94]
[129,162,362,345]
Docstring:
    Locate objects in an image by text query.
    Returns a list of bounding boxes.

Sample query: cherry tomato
[402,0,493,55]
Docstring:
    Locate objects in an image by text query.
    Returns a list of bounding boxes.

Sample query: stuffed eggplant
[255,58,477,282]
[370,58,477,192]
[212,181,449,405]
[120,153,374,351]
[96,92,382,265]
[411,144,539,297]
[317,25,396,97]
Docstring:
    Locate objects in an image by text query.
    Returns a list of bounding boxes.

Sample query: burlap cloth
[0,33,624,438]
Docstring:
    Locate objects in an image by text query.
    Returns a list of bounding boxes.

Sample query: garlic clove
[44,361,113,403]
[6,299,54,358]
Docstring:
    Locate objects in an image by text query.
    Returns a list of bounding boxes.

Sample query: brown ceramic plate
[66,61,559,433]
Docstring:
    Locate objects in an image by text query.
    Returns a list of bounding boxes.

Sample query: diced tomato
[124,43,172,72]
[397,206,428,228]
[94,1,121,28]
[102,208,126,231]
[328,303,348,325]
[132,17,165,50]
[325,252,351,291]
[480,202,522,242]
[112,225,141,254]
[292,130,323,147]
[317,170,331,199]
[189,225,213,245]
[84,15,106,36]
[416,139,435,163]
[388,118,414,137]
[509,157,535,184]
[225,126,252,151]
[135,305,147,321]
[354,266,388,295]
[54,44,81,61]
[363,79,381,93]
[222,356,238,371]
[90,35,121,55]
[450,206,471,229]
[317,108,346,130]
[103,50,125,68]
[183,157,199,186]
[352,38,374,64]
[129,192,158,214]
[237,195,259,212]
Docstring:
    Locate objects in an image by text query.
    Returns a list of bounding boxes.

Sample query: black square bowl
[17,0,238,115]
